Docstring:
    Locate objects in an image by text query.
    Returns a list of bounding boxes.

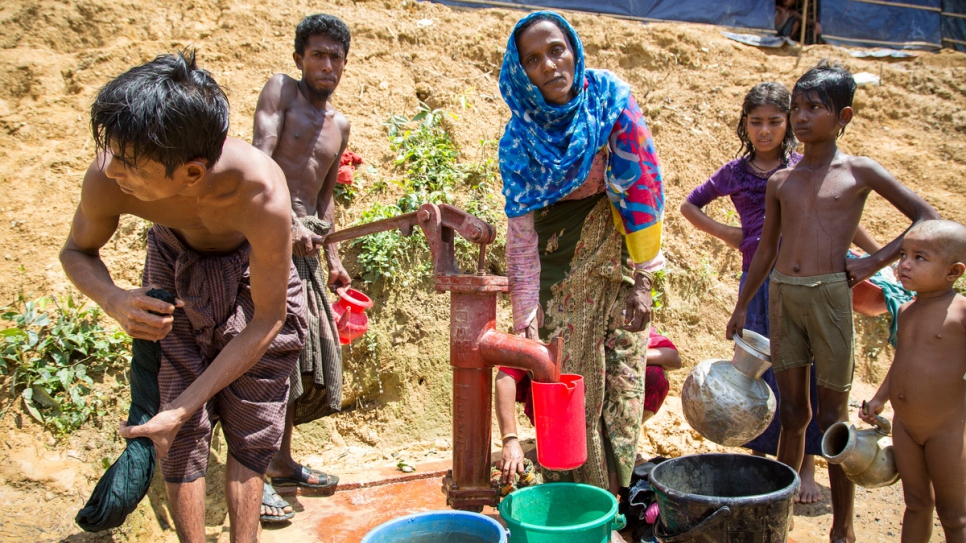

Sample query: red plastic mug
[332,288,374,345]
[531,373,587,470]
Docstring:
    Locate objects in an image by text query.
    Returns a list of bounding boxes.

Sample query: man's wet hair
[90,50,229,177]
[295,14,351,56]
[908,220,966,265]
[793,60,856,115]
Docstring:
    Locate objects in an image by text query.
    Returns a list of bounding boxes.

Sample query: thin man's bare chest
[281,111,341,159]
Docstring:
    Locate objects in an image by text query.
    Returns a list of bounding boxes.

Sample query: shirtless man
[861,219,966,543]
[60,51,307,542]
[725,60,939,542]
[252,13,351,520]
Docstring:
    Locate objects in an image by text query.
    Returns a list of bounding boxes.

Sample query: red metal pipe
[443,282,562,510]
[318,204,566,511]
[478,328,561,384]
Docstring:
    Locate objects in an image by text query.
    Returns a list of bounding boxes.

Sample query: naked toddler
[861,219,966,543]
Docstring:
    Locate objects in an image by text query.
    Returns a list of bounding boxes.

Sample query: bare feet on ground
[797,455,822,504]
[798,477,822,503]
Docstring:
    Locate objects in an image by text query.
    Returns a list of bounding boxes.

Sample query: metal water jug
[681,330,777,446]
[822,414,899,488]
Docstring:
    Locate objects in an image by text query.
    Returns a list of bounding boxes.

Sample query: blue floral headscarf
[499,11,631,218]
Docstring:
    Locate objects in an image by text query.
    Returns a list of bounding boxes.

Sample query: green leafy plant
[385,102,465,212]
[334,177,361,204]
[1,294,131,434]
[464,138,503,226]
[351,105,510,284]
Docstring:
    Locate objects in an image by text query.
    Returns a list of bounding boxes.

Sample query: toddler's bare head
[907,219,966,265]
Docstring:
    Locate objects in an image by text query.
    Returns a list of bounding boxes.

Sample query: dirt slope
[0,0,964,541]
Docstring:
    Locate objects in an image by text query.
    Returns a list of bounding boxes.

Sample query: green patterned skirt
[535,193,646,490]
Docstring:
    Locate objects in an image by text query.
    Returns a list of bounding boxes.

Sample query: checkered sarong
[143,226,307,482]
[290,216,343,424]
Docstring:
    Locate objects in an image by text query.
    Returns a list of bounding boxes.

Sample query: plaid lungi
[290,216,343,424]
[143,225,307,482]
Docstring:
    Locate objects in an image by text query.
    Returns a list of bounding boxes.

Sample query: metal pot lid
[734,329,771,362]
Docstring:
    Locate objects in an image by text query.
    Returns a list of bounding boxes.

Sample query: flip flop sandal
[272,465,339,491]
[260,483,295,523]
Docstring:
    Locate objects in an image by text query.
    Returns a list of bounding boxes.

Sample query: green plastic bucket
[498,483,626,543]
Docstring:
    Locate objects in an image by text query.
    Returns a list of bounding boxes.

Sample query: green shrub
[1,294,131,434]
[351,202,431,284]
[386,102,465,212]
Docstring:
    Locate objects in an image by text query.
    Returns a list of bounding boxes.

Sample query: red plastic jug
[531,373,587,470]
[332,288,374,345]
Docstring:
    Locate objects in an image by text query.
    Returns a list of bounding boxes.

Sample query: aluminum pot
[681,330,776,446]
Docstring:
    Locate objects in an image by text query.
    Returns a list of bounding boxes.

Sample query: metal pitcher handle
[654,506,732,543]
[873,414,892,436]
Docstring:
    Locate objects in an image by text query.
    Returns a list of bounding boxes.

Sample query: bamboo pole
[800,0,810,47]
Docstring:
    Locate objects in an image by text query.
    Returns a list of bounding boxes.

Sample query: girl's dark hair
[295,13,351,56]
[91,49,229,176]
[736,82,796,163]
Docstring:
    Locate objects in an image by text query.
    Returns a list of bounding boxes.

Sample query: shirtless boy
[60,51,307,542]
[252,13,351,520]
[861,219,966,543]
[725,60,939,542]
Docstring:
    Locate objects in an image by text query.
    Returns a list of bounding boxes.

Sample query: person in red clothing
[494,327,681,484]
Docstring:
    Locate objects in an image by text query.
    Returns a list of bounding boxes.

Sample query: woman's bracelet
[501,433,518,442]
[635,269,655,287]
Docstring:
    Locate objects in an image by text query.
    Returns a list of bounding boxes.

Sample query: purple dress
[687,153,823,456]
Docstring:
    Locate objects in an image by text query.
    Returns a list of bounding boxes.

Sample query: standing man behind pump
[252,13,352,522]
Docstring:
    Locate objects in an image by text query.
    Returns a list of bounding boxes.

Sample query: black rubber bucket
[648,453,800,542]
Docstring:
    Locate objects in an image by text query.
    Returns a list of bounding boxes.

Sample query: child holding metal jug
[681,82,824,503]
[682,80,887,505]
[859,219,966,543]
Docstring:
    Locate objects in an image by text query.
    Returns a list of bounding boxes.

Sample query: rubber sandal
[260,483,294,523]
[272,465,339,491]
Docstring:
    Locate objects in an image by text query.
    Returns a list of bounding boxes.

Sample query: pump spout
[478,328,562,383]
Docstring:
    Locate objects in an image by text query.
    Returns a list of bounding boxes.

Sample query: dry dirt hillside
[0,0,964,541]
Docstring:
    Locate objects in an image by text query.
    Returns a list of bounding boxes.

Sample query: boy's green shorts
[769,270,855,393]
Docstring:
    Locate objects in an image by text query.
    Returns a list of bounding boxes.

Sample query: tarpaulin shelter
[822,0,964,51]
[432,0,966,51]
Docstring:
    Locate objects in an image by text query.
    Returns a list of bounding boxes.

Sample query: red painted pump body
[324,203,569,510]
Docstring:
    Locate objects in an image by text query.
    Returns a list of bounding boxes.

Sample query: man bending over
[60,51,307,541]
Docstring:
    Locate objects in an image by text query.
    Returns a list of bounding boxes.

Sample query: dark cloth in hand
[75,289,172,532]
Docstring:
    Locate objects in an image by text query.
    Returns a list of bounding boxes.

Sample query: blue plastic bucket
[360,510,508,543]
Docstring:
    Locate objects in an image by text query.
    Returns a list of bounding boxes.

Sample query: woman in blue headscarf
[494,11,665,493]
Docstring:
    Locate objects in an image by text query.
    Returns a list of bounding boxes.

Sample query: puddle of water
[303,478,502,542]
